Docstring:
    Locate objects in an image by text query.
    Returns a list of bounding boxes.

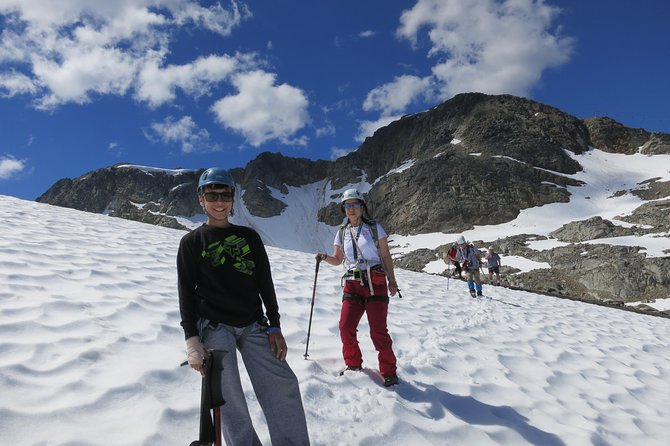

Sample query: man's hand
[267,330,288,361]
[186,336,206,376]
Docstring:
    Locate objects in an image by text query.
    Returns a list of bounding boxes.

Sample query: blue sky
[1,0,668,200]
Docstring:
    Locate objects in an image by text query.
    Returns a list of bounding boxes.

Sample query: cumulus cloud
[32,46,138,109]
[145,115,220,154]
[330,147,354,160]
[136,54,241,108]
[0,1,309,147]
[363,74,434,115]
[355,115,402,143]
[0,71,39,97]
[315,124,336,138]
[0,0,251,108]
[364,0,573,116]
[0,155,27,180]
[211,70,309,147]
[172,0,251,35]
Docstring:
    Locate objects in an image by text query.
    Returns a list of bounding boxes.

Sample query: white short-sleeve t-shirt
[334,222,387,269]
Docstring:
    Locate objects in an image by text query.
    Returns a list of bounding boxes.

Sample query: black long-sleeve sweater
[177,224,280,340]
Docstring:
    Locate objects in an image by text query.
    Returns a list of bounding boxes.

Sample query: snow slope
[1,195,669,445]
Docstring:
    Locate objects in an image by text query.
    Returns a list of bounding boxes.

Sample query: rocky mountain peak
[36,93,670,309]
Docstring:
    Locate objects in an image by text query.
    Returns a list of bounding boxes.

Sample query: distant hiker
[485,246,502,285]
[446,244,463,279]
[316,188,399,387]
[455,235,484,298]
[177,167,310,446]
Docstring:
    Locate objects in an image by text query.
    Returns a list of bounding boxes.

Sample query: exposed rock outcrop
[36,93,670,307]
[583,117,670,154]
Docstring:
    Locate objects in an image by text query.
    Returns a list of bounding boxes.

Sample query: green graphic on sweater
[201,235,255,275]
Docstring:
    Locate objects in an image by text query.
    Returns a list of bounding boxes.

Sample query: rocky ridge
[36,93,670,313]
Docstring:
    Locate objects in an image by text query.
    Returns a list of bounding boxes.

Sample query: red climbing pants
[340,273,397,378]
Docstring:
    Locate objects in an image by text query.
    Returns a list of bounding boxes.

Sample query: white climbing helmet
[340,188,364,203]
[456,235,466,244]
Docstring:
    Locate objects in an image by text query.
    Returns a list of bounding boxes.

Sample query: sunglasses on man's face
[343,202,361,209]
[203,191,233,202]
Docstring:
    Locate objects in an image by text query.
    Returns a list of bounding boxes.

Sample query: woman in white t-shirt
[317,189,399,387]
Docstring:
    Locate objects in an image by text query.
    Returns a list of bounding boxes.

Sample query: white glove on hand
[185,336,206,366]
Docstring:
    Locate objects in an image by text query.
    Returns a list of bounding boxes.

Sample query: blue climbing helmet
[198,167,235,192]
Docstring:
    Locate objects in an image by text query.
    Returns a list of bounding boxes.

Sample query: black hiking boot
[477,291,483,297]
[383,375,399,387]
[469,289,477,298]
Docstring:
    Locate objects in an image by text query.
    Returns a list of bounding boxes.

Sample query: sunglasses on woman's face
[203,191,233,202]
[343,202,361,209]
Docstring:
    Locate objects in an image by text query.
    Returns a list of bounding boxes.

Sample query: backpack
[459,244,481,270]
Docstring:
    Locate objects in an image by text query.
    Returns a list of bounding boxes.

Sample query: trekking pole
[447,263,450,291]
[304,255,322,359]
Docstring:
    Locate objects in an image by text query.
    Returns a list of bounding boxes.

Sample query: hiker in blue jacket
[455,235,484,298]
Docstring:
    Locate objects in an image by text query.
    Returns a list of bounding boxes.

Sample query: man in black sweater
[178,167,310,446]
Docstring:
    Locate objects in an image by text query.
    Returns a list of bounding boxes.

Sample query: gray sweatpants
[199,319,310,446]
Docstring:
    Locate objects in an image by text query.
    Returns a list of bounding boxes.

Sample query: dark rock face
[583,117,670,155]
[506,243,670,303]
[394,249,438,271]
[367,154,580,235]
[550,216,641,242]
[329,93,588,234]
[618,198,670,234]
[642,132,670,155]
[37,165,203,230]
[237,152,330,217]
[35,93,670,307]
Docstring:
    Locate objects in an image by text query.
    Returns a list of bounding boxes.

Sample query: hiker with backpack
[485,246,502,286]
[177,167,310,445]
[316,189,399,387]
[455,235,484,298]
[446,244,463,279]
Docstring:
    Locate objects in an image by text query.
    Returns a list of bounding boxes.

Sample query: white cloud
[136,54,242,108]
[32,46,138,108]
[0,2,311,151]
[387,0,573,104]
[363,74,434,115]
[172,0,251,36]
[0,0,249,108]
[146,115,220,154]
[330,147,354,160]
[0,155,27,180]
[211,70,309,147]
[315,124,336,138]
[355,115,402,142]
[359,30,375,38]
[107,141,123,158]
[0,71,38,97]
